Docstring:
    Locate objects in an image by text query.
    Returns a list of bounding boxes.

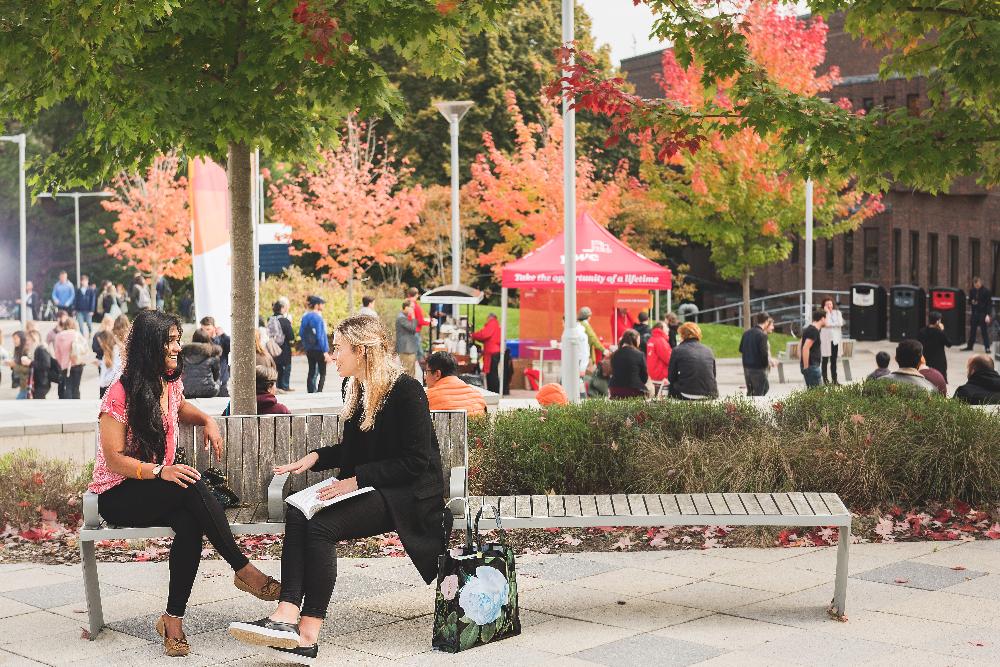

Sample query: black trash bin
[929,287,966,346]
[889,285,926,342]
[850,283,887,341]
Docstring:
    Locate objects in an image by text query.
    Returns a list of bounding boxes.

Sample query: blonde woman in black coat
[229,315,448,663]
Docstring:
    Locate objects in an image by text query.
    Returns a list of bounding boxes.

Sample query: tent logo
[561,239,612,264]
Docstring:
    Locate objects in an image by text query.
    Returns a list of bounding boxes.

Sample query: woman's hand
[161,464,201,488]
[317,476,358,501]
[274,452,318,476]
[203,418,223,460]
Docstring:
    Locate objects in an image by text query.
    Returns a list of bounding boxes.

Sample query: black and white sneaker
[267,643,319,665]
[228,617,300,649]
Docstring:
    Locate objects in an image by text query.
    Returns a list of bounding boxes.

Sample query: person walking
[52,271,76,313]
[299,296,330,393]
[954,354,1000,404]
[155,275,172,311]
[90,310,280,657]
[964,276,992,352]
[268,298,295,392]
[918,311,952,378]
[609,329,649,399]
[181,330,223,399]
[132,274,153,310]
[19,281,41,321]
[820,298,844,385]
[27,330,54,399]
[471,313,502,392]
[228,315,447,664]
[739,312,772,396]
[405,287,429,361]
[54,317,88,399]
[799,309,827,389]
[92,314,115,363]
[116,283,131,315]
[75,274,97,335]
[395,302,419,378]
[667,322,718,400]
[646,321,672,396]
[357,295,378,318]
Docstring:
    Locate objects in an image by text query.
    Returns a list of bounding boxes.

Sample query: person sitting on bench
[89,310,280,657]
[229,315,449,664]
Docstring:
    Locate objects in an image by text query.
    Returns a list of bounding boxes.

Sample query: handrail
[694,289,849,318]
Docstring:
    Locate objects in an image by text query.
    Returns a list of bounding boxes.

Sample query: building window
[862,98,874,112]
[910,231,920,284]
[970,238,981,282]
[844,231,854,274]
[864,227,880,281]
[883,95,896,109]
[949,235,959,286]
[790,236,799,264]
[906,93,920,116]
[929,233,939,285]
[825,238,834,270]
[893,229,902,284]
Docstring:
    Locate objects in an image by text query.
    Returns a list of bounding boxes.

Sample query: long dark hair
[120,310,184,463]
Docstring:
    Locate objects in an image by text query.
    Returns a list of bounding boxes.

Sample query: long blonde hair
[337,315,402,431]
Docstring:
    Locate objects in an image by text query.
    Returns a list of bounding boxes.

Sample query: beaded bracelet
[136,464,143,480]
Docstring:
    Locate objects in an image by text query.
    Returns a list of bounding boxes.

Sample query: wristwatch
[152,464,164,479]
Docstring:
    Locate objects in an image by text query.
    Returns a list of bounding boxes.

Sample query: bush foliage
[0,450,92,530]
[469,383,1000,508]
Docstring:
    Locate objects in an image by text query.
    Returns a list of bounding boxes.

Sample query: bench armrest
[449,466,466,502]
[267,472,291,523]
[83,490,102,529]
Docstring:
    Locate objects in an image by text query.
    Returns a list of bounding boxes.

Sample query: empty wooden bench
[79,410,468,640]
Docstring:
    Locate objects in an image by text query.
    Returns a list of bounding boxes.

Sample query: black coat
[954,369,1000,405]
[667,339,718,399]
[969,286,993,318]
[311,374,447,584]
[918,326,952,376]
[276,316,294,365]
[181,342,221,398]
[609,346,648,393]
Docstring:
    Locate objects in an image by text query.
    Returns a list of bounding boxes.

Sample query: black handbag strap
[472,504,507,551]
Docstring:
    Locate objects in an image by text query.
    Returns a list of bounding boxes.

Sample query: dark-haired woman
[609,329,649,399]
[88,310,280,657]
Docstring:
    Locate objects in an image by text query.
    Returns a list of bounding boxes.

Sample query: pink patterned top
[88,377,184,494]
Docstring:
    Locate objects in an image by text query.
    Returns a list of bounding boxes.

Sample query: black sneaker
[228,617,300,649]
[268,644,319,665]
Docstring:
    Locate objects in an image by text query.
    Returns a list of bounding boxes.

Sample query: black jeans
[744,367,769,396]
[98,478,250,617]
[822,343,839,384]
[306,350,327,393]
[969,316,991,350]
[276,360,292,391]
[279,491,394,619]
[58,365,83,399]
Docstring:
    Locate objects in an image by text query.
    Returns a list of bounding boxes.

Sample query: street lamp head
[434,100,474,122]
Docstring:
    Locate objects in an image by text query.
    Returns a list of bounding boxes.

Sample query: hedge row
[468,383,1000,508]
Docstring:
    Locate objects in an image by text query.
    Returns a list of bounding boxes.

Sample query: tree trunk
[228,142,256,416]
[742,267,751,330]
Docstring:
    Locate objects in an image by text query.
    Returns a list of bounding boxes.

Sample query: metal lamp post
[434,100,474,316]
[804,178,814,324]
[37,191,113,286]
[560,0,580,402]
[1,134,27,329]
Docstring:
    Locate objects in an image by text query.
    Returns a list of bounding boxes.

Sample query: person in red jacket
[646,321,672,395]
[471,313,502,393]
[612,307,634,341]
[406,287,429,360]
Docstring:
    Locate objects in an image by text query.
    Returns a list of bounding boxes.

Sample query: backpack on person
[70,333,89,365]
[266,315,285,357]
[301,318,318,350]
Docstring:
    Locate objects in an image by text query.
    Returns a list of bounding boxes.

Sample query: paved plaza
[0,540,998,665]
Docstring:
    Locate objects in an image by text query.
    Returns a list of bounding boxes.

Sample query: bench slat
[305,415,325,490]
[547,495,566,518]
[738,493,763,515]
[515,495,532,518]
[258,417,275,503]
[821,493,849,515]
[562,495,582,517]
[226,418,243,500]
[178,425,195,467]
[755,493,781,515]
[273,416,292,476]
[483,496,500,516]
[804,492,832,515]
[691,494,714,515]
[643,494,665,515]
[611,494,631,515]
[499,496,516,519]
[596,495,615,516]
[723,493,748,515]
[467,496,484,522]
[772,493,798,515]
[290,416,309,494]
[707,493,728,515]
[675,494,698,515]
[787,492,814,515]
[659,495,681,515]
[531,495,550,518]
[241,418,260,503]
[627,494,649,516]
[579,495,599,517]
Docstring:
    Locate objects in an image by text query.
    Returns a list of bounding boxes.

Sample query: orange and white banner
[189,157,232,335]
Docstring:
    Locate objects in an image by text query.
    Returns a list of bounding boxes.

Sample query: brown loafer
[234,573,282,601]
[156,616,191,657]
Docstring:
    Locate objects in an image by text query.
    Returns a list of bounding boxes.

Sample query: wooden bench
[79,410,468,640]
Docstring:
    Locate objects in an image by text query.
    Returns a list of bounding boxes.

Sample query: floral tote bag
[432,504,520,652]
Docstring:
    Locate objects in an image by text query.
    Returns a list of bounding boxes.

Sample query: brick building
[620,13,1000,304]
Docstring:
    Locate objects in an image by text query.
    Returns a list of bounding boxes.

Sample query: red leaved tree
[269,116,423,310]
[466,89,637,273]
[101,152,191,306]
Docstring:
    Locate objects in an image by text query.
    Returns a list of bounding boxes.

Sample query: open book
[284,478,374,520]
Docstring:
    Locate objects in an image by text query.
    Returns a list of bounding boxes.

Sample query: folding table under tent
[497,212,673,387]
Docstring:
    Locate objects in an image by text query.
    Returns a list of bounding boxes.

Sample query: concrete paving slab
[0,567,77,593]
[2,580,127,610]
[740,630,897,667]
[880,590,1000,629]
[0,648,48,666]
[573,632,724,666]
[0,597,37,621]
[572,567,694,597]
[109,606,235,642]
[940,572,1000,600]
[3,627,147,665]
[650,581,780,612]
[853,560,987,591]
[652,613,808,650]
[505,617,639,656]
[516,554,620,582]
[707,562,834,594]
[566,598,712,632]
[0,610,83,644]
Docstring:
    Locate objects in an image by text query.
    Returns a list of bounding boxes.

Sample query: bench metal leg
[841,358,852,382]
[831,525,850,619]
[80,540,105,640]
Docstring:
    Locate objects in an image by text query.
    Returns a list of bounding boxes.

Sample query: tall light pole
[560,0,580,402]
[804,178,814,324]
[434,101,474,315]
[37,191,113,285]
[1,134,27,329]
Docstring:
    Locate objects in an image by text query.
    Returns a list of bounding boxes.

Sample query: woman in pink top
[90,311,280,657]
[53,317,86,399]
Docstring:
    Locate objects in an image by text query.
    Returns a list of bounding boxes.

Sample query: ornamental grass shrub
[0,449,92,530]
[468,382,1000,508]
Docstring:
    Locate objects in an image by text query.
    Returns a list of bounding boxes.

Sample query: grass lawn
[383,299,786,358]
